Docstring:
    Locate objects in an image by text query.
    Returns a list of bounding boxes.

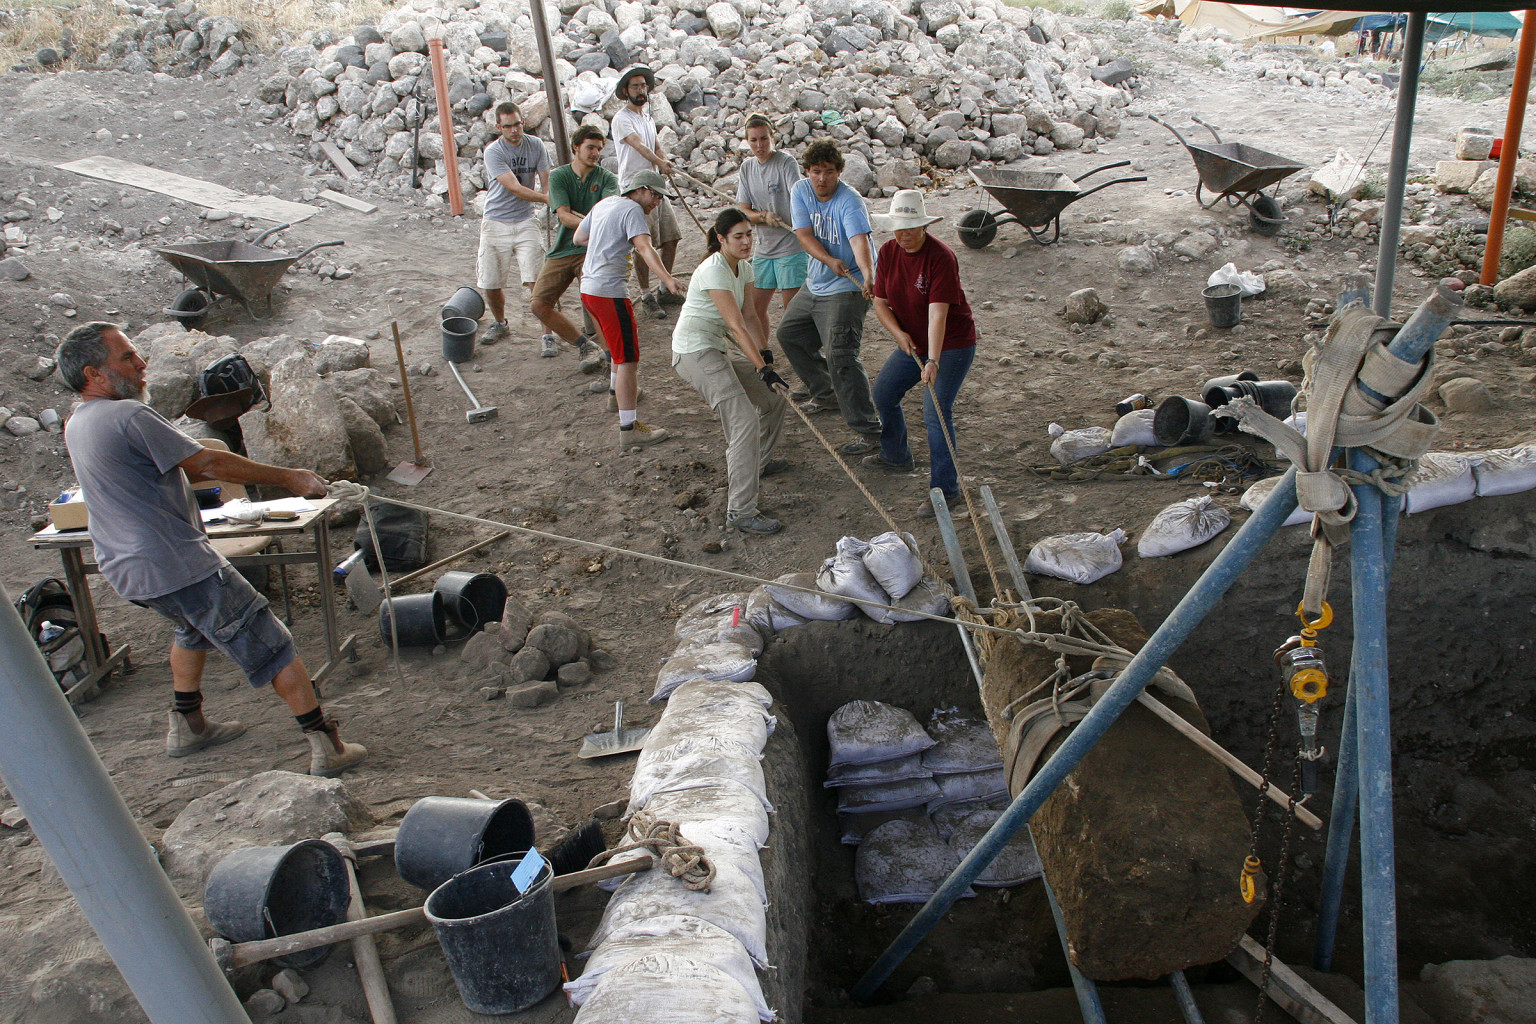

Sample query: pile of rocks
[129,323,402,479]
[254,0,1142,205]
[459,598,609,705]
[98,0,252,77]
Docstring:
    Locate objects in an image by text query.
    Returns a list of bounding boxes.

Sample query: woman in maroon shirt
[864,190,978,515]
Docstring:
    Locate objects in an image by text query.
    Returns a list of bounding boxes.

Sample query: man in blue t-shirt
[776,139,881,452]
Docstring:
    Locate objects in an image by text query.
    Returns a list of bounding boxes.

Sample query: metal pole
[427,37,466,217]
[1372,11,1427,317]
[1313,663,1358,972]
[1170,969,1207,1024]
[1041,856,1108,1024]
[1346,452,1400,1024]
[527,0,571,166]
[1479,10,1536,286]
[0,586,252,1024]
[851,468,1301,1002]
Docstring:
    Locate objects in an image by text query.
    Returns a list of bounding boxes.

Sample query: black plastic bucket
[441,286,485,322]
[395,796,537,891]
[1153,396,1215,446]
[442,317,477,363]
[1203,379,1298,419]
[434,571,508,633]
[377,592,447,646]
[1201,370,1259,394]
[1202,283,1242,328]
[424,855,561,1015]
[203,840,351,969]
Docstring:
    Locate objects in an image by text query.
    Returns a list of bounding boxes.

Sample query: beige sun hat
[873,189,944,231]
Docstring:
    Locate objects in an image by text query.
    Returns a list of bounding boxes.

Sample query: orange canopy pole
[1481,10,1536,286]
[427,37,465,217]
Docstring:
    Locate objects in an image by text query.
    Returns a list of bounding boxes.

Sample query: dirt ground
[1,38,1534,1024]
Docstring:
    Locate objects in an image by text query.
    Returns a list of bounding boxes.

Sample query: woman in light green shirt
[671,208,792,535]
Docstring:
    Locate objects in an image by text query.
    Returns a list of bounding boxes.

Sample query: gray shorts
[137,565,298,688]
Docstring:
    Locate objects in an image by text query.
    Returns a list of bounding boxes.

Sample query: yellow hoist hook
[1240,855,1262,904]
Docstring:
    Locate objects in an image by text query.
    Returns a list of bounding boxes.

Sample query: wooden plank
[318,142,359,181]
[55,156,316,224]
[321,189,377,213]
[1508,206,1536,223]
[1227,934,1358,1024]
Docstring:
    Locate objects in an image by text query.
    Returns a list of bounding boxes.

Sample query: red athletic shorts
[581,293,640,365]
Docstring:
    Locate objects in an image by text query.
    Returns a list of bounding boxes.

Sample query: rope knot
[589,810,716,893]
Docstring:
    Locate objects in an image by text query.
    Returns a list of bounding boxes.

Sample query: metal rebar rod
[1372,11,1427,317]
[850,468,1301,1003]
[1480,11,1536,286]
[931,488,976,604]
[1347,450,1400,1024]
[0,587,252,1024]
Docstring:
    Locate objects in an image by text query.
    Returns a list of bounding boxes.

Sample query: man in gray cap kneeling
[610,64,682,319]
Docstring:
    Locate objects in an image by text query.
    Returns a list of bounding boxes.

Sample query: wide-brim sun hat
[614,64,655,99]
[872,189,944,231]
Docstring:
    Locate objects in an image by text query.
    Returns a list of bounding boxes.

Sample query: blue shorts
[753,251,809,291]
[137,565,298,688]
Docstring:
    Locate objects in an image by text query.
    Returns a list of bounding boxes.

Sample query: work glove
[760,348,774,364]
[758,366,789,393]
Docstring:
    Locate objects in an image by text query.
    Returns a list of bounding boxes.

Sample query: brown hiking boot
[619,421,671,454]
[305,720,368,777]
[166,710,246,757]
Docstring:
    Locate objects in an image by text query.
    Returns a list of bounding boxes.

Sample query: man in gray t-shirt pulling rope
[56,323,367,777]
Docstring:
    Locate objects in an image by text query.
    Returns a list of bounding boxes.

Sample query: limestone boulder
[240,353,357,481]
[1418,956,1536,1024]
[1495,263,1536,310]
[1117,245,1157,275]
[159,770,370,891]
[1438,377,1494,413]
[327,367,399,429]
[526,622,581,666]
[336,395,389,475]
[496,596,534,651]
[1063,288,1107,324]
[315,334,372,375]
[841,151,875,195]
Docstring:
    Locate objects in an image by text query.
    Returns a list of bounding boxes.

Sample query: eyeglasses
[499,122,523,130]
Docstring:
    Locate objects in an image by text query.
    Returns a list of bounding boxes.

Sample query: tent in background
[1252,8,1376,38]
[1425,9,1523,40]
[1174,0,1297,38]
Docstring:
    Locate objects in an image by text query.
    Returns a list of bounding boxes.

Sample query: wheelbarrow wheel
[1248,194,1286,236]
[169,288,211,330]
[957,209,998,249]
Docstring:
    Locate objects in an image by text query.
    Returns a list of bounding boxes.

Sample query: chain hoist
[1273,601,1333,797]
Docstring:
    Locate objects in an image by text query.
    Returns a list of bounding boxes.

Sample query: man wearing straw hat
[864,189,978,518]
[610,64,682,319]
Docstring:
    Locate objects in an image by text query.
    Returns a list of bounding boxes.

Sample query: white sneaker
[540,334,561,357]
[481,321,510,346]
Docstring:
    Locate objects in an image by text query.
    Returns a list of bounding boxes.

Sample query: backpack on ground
[14,578,100,692]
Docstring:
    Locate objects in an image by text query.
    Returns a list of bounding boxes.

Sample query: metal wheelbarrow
[155,223,345,329]
[1149,114,1304,235]
[956,161,1147,248]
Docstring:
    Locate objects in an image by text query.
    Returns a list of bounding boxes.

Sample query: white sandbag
[646,690,775,757]
[588,857,769,965]
[640,780,771,846]
[1473,445,1536,497]
[743,586,808,634]
[1285,411,1307,436]
[765,572,857,621]
[838,808,931,845]
[1049,424,1114,465]
[927,768,1009,810]
[630,739,771,816]
[1110,409,1158,448]
[675,608,765,655]
[836,776,943,814]
[947,810,1044,887]
[567,917,773,1021]
[827,700,936,767]
[666,677,774,712]
[1137,495,1232,558]
[930,794,1010,840]
[573,954,761,1024]
[855,818,974,905]
[1024,529,1126,584]
[1404,452,1477,514]
[866,576,952,625]
[675,593,749,640]
[1240,475,1312,526]
[825,753,931,788]
[1207,261,1265,297]
[816,539,892,618]
[861,531,924,600]
[652,638,759,703]
[922,710,1003,775]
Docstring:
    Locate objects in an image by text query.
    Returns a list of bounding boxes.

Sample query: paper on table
[201,497,317,523]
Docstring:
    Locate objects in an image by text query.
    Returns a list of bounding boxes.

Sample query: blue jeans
[871,344,976,496]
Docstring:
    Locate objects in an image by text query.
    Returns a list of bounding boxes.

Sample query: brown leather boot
[165,710,246,757]
[304,719,368,777]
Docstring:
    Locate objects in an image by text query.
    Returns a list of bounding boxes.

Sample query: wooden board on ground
[318,141,359,180]
[321,189,377,214]
[1227,934,1358,1024]
[55,156,317,224]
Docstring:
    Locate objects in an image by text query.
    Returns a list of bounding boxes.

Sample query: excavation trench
[741,489,1536,1022]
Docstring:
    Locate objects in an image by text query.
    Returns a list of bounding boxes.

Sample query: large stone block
[240,353,357,481]
[1436,160,1491,194]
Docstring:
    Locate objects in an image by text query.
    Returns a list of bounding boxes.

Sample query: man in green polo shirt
[530,124,617,369]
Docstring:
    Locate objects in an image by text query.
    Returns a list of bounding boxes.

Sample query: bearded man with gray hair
[54,322,368,776]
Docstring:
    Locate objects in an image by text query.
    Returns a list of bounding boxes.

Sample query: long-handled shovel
[386,322,433,485]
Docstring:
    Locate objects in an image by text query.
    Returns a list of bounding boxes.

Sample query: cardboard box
[48,494,89,531]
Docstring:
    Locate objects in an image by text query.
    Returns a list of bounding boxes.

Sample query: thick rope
[588,810,716,892]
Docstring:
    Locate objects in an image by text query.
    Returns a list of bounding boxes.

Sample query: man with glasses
[478,100,552,346]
